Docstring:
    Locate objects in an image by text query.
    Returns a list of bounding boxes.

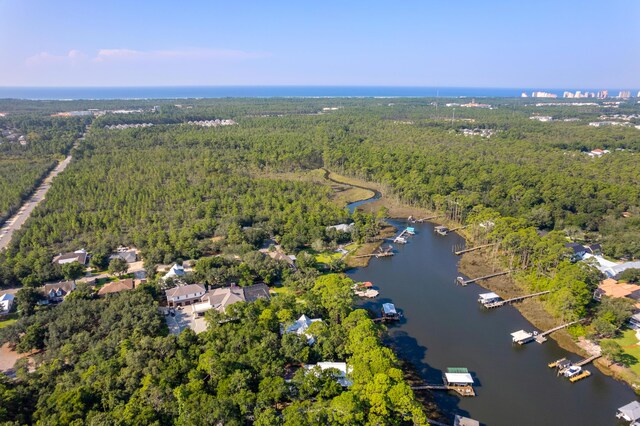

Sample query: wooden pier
[411,384,476,397]
[354,245,394,259]
[409,215,442,223]
[447,225,468,233]
[394,229,410,244]
[534,319,585,343]
[482,290,550,308]
[575,354,601,367]
[454,243,497,255]
[456,270,510,286]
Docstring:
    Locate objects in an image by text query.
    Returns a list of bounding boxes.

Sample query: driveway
[161,307,208,334]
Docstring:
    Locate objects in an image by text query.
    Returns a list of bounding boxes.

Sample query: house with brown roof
[98,278,135,296]
[594,278,640,310]
[43,281,76,303]
[165,283,206,307]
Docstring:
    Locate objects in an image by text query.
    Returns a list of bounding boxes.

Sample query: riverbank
[329,169,640,396]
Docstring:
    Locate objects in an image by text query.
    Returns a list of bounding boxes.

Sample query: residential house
[0,293,14,313]
[584,253,640,278]
[162,264,186,281]
[191,283,270,315]
[284,314,323,344]
[109,247,138,263]
[273,252,297,269]
[304,362,353,387]
[593,278,640,309]
[43,281,76,303]
[565,243,587,260]
[587,148,610,157]
[52,249,88,265]
[327,223,355,233]
[98,278,135,297]
[165,283,206,307]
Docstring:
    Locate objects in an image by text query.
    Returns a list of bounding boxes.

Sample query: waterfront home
[52,249,88,265]
[593,278,640,309]
[584,253,640,279]
[511,329,534,344]
[565,242,587,260]
[98,278,134,297]
[284,314,323,344]
[165,283,206,307]
[0,293,14,313]
[191,283,270,314]
[617,401,640,425]
[43,281,76,303]
[478,292,502,307]
[304,362,353,387]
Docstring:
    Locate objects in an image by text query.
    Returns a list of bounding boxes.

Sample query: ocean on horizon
[0,86,634,100]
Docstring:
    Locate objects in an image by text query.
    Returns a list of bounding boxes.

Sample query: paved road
[0,154,73,251]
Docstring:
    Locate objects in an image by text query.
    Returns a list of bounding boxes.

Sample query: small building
[162,264,185,281]
[478,292,502,307]
[284,314,323,344]
[165,283,206,307]
[454,414,480,426]
[434,226,449,236]
[617,401,640,425]
[381,303,400,321]
[43,281,76,303]
[98,278,134,296]
[53,249,88,265]
[0,293,15,313]
[304,362,353,387]
[511,329,534,344]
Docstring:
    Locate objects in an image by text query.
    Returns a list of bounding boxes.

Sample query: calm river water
[347,219,636,426]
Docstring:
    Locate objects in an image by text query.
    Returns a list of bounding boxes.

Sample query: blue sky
[0,0,638,88]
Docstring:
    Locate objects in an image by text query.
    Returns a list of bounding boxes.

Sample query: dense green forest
[0,275,426,425]
[0,116,85,224]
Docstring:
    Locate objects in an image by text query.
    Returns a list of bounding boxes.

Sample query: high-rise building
[618,91,631,98]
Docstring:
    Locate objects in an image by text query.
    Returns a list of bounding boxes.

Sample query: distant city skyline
[1,0,638,88]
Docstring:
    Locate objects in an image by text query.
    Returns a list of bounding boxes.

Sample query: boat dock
[354,245,394,259]
[511,329,535,344]
[409,215,442,223]
[454,243,497,255]
[569,370,591,382]
[456,270,510,286]
[481,290,551,308]
[534,319,585,343]
[435,225,449,236]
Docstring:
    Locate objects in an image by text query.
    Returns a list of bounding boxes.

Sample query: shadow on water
[347,213,638,426]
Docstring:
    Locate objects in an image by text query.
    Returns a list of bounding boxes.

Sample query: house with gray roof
[191,283,270,314]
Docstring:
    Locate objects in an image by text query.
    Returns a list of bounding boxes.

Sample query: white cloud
[26,49,87,66]
[94,47,269,62]
[25,47,268,67]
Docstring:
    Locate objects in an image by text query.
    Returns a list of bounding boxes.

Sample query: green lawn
[604,328,640,376]
[0,313,18,329]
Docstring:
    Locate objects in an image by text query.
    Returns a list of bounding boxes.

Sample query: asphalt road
[0,154,73,251]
